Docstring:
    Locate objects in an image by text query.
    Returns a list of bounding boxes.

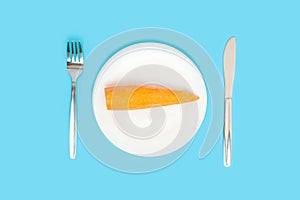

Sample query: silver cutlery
[67,41,84,159]
[223,37,236,167]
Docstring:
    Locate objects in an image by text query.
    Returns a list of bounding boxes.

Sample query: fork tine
[79,42,83,62]
[75,42,78,62]
[71,41,75,62]
[67,42,71,62]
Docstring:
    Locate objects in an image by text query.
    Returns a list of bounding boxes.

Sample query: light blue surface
[0,0,299,199]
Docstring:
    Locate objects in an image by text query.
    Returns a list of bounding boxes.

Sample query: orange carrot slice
[105,85,199,110]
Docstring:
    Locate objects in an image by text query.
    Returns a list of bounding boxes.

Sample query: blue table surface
[1,0,299,199]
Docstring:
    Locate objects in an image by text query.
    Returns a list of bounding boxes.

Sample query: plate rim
[77,27,224,173]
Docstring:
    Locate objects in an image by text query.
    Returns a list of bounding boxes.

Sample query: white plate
[92,42,207,156]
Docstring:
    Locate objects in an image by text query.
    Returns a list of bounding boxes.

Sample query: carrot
[105,85,199,110]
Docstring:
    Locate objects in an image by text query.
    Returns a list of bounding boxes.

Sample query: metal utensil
[223,37,236,167]
[67,41,84,159]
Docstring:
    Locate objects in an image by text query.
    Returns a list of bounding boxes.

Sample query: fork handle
[223,98,232,167]
[69,81,77,159]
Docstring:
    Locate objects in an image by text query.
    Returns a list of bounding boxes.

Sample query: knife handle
[223,97,232,167]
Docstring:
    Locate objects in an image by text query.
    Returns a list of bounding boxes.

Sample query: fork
[67,41,83,159]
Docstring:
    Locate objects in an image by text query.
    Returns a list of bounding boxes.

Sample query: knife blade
[223,37,236,167]
[224,37,236,98]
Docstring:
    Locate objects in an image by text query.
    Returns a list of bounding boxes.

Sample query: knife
[223,37,236,167]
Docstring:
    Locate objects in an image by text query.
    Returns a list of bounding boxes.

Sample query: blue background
[1,0,299,199]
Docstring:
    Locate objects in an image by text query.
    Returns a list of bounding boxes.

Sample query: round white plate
[92,42,207,156]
